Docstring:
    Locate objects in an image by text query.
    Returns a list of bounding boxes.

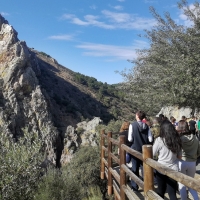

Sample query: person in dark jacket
[128,110,153,191]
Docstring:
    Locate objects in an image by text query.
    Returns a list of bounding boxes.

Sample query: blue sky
[0,0,195,84]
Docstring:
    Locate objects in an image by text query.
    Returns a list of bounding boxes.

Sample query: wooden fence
[100,130,200,200]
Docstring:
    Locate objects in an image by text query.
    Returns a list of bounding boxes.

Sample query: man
[128,110,153,191]
[189,116,197,135]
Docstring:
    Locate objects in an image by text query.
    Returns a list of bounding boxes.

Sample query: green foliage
[35,169,81,200]
[67,146,100,189]
[119,0,200,115]
[73,72,124,99]
[0,131,44,200]
[35,146,106,200]
[96,119,123,133]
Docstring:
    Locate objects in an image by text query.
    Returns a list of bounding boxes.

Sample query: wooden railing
[100,130,200,200]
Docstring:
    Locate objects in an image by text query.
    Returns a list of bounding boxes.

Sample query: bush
[35,169,81,200]
[0,131,44,200]
[35,146,107,200]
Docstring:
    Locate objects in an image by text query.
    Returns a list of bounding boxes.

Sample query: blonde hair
[120,121,130,132]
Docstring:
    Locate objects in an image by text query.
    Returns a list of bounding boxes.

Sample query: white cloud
[117,0,125,2]
[61,13,115,29]
[48,34,74,41]
[61,10,156,30]
[113,5,123,10]
[102,10,156,29]
[102,10,131,23]
[0,12,9,16]
[90,5,97,10]
[76,40,149,61]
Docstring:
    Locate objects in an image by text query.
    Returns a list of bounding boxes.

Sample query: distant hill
[32,49,135,128]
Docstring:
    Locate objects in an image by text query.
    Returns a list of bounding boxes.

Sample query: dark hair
[160,120,182,154]
[158,114,165,124]
[181,116,186,120]
[177,120,191,135]
[136,110,146,120]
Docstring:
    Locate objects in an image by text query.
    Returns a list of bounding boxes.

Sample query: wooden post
[143,145,154,199]
[108,131,113,195]
[100,129,105,179]
[120,135,127,200]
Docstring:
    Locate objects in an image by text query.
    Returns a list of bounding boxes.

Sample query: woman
[153,120,182,200]
[177,120,199,200]
[119,121,131,163]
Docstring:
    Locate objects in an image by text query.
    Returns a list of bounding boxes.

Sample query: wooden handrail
[110,152,120,165]
[109,137,119,146]
[100,130,200,200]
[121,164,144,189]
[121,144,143,161]
[145,158,200,192]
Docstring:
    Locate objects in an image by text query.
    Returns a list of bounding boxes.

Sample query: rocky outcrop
[61,117,102,164]
[157,106,200,120]
[0,14,59,164]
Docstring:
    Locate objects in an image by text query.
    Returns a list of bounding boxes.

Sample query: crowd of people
[119,111,200,200]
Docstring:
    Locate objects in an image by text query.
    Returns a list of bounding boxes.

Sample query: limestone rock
[157,106,200,121]
[0,14,59,164]
[61,117,102,164]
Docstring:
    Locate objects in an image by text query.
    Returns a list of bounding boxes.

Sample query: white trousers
[178,160,199,200]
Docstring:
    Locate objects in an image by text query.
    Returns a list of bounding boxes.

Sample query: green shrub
[35,169,81,200]
[0,131,44,200]
[35,146,106,200]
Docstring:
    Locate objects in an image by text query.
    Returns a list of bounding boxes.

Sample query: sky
[0,0,195,84]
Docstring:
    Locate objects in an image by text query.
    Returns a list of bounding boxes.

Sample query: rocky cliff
[0,15,60,164]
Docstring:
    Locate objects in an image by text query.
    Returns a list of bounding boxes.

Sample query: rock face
[157,106,200,120]
[61,117,102,164]
[0,14,59,164]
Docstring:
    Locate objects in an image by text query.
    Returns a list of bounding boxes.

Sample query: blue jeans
[126,153,131,163]
[131,155,143,190]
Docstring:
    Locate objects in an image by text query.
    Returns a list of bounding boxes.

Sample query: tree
[120,0,200,115]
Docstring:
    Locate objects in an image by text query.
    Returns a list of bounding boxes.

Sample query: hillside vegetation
[34,49,135,126]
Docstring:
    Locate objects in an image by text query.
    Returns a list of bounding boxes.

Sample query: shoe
[126,162,132,168]
[131,187,138,192]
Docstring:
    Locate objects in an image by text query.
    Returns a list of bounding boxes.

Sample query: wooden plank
[121,164,144,190]
[146,190,163,200]
[121,144,143,161]
[103,158,108,167]
[102,146,108,152]
[113,180,121,200]
[109,167,120,184]
[110,152,120,165]
[109,137,120,146]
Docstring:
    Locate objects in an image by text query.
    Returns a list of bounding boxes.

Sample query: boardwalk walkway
[100,130,200,200]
